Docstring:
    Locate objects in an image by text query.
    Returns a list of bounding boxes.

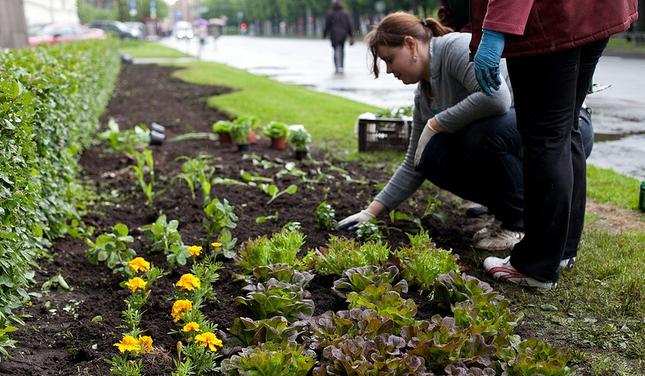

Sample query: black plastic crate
[357,117,412,152]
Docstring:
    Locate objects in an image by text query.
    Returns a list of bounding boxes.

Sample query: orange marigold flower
[171,299,193,322]
[138,336,153,353]
[194,332,223,351]
[176,273,201,291]
[187,245,202,257]
[182,322,200,333]
[114,335,140,353]
[125,277,146,293]
[211,242,222,249]
[128,257,150,273]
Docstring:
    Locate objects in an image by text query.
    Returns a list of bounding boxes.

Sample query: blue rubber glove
[474,30,505,95]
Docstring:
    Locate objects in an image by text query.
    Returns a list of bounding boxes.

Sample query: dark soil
[1,64,494,375]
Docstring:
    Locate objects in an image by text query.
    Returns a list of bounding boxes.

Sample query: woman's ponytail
[421,17,453,37]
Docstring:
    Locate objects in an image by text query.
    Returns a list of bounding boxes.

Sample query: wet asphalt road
[160,36,645,180]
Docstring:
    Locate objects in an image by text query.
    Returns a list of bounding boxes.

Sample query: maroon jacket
[470,0,639,57]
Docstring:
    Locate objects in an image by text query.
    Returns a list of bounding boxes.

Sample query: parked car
[173,21,194,39]
[28,23,106,47]
[89,20,137,39]
[124,22,145,39]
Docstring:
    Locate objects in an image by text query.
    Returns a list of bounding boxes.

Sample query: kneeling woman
[338,12,593,253]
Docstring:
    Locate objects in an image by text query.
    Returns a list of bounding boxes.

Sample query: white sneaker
[475,229,524,252]
[559,257,576,269]
[483,256,557,290]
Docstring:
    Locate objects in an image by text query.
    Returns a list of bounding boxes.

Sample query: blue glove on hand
[474,30,505,95]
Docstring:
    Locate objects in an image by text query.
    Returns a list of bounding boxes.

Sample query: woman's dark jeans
[506,38,608,282]
[417,106,593,238]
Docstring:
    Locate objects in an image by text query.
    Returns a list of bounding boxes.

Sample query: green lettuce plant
[503,338,573,376]
[332,265,407,298]
[212,120,233,134]
[302,236,390,276]
[220,342,316,376]
[84,223,136,273]
[236,229,305,274]
[396,231,459,291]
[235,279,314,321]
[229,316,307,346]
[251,264,314,288]
[346,284,417,328]
[263,121,289,139]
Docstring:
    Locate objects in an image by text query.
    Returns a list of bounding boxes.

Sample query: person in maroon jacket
[469,0,639,290]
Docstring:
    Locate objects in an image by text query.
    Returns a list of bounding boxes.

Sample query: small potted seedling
[212,120,234,145]
[287,125,311,160]
[263,121,289,150]
[230,119,253,152]
[234,115,260,144]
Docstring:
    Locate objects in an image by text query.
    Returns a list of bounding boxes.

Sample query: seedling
[203,197,238,243]
[287,125,312,151]
[259,183,298,205]
[315,201,337,230]
[84,223,136,273]
[240,170,273,184]
[175,155,215,201]
[99,118,149,155]
[131,149,155,206]
[139,214,183,254]
[256,211,279,224]
[356,220,383,242]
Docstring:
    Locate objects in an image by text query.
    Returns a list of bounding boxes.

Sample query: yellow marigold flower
[176,274,201,291]
[128,257,150,273]
[187,245,202,257]
[194,332,223,351]
[125,277,146,293]
[138,336,153,353]
[211,242,222,249]
[171,299,193,322]
[182,322,200,333]
[114,335,140,353]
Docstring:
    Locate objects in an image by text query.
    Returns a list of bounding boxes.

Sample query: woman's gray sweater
[373,32,512,210]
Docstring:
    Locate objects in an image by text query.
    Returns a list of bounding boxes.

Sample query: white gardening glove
[414,118,440,168]
[337,210,375,231]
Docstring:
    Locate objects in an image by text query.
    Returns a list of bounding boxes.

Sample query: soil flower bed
[1,64,569,375]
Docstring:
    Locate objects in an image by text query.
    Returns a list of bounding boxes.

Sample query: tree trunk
[0,0,28,48]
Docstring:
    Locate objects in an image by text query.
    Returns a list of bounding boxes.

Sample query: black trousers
[332,42,345,71]
[418,108,593,233]
[506,38,608,282]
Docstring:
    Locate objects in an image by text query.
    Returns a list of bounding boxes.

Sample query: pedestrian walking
[323,0,354,74]
[470,0,638,289]
[336,12,595,255]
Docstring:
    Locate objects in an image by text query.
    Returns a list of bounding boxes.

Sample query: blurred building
[172,0,194,22]
[23,0,79,25]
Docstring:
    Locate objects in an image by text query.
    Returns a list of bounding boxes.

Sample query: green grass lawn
[119,40,191,59]
[607,36,645,53]
[122,42,645,374]
[170,61,379,152]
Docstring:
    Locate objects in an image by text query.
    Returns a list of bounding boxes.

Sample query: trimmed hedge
[0,41,120,339]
